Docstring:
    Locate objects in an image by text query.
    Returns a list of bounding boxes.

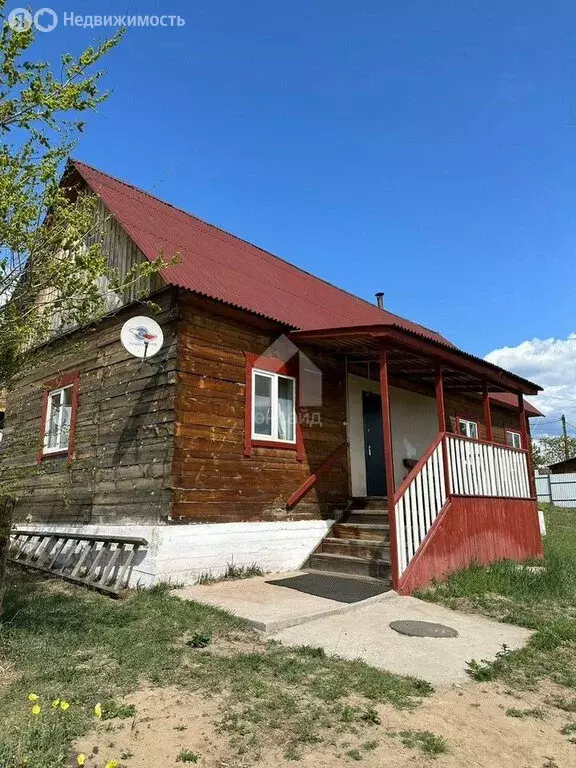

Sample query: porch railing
[395,432,532,577]
[394,434,447,576]
[446,434,530,499]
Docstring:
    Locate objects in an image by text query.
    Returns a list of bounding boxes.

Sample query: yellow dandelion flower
[60,700,70,711]
[76,754,86,766]
[94,702,102,719]
[52,699,60,708]
[104,761,119,768]
[27,693,39,702]
[31,704,41,716]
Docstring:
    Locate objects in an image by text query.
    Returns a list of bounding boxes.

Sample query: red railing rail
[393,432,446,504]
[287,442,348,509]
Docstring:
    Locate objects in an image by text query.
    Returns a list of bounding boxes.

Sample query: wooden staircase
[306,497,392,584]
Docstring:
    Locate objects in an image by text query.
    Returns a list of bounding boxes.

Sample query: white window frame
[458,418,479,440]
[506,430,522,450]
[251,368,296,444]
[43,384,73,454]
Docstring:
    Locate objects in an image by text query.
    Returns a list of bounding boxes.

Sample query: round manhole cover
[389,620,458,638]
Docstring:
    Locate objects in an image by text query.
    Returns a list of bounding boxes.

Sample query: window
[252,369,295,443]
[44,385,73,453]
[506,430,522,449]
[39,372,78,460]
[457,417,478,440]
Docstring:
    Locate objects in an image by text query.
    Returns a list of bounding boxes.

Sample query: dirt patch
[74,685,228,768]
[0,657,18,692]
[75,680,576,767]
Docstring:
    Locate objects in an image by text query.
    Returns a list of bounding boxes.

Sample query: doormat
[267,573,390,603]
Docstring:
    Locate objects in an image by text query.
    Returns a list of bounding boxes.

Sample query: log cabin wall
[172,294,349,523]
[443,392,528,444]
[3,289,177,525]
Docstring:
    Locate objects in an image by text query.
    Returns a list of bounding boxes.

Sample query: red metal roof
[71,160,452,344]
[489,392,544,417]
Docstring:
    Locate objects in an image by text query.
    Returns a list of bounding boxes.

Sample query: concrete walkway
[176,572,532,686]
[270,594,532,686]
[174,572,392,632]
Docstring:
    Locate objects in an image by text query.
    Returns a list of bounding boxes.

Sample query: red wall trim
[244,351,304,460]
[37,370,79,464]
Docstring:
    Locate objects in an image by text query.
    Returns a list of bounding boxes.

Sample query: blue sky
[26,0,576,429]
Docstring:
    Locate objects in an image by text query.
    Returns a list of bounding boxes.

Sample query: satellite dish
[120,316,164,360]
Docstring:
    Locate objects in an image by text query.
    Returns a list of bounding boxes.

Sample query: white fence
[535,473,576,507]
[446,435,531,499]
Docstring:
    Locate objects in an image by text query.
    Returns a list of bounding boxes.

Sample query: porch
[289,324,543,594]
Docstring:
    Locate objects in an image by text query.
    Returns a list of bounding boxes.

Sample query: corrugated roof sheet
[71,160,453,344]
[70,160,542,395]
[489,392,544,417]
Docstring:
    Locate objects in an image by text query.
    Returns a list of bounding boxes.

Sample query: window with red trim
[506,429,522,449]
[456,416,478,440]
[244,353,303,459]
[252,368,296,443]
[39,371,79,461]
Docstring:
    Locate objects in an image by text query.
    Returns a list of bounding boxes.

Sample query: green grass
[505,707,545,719]
[0,569,431,767]
[389,729,449,757]
[196,562,264,585]
[417,504,576,690]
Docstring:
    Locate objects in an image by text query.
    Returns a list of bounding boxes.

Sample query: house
[547,457,576,474]
[3,160,545,592]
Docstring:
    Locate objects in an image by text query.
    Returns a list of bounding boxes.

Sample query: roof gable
[71,160,452,345]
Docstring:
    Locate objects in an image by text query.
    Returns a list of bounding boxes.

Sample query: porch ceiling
[289,325,541,396]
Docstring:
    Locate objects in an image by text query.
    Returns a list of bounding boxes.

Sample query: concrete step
[307,552,391,581]
[322,537,389,561]
[351,496,388,510]
[331,522,389,541]
[346,509,389,525]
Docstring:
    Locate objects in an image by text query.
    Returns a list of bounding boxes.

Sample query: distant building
[548,457,576,474]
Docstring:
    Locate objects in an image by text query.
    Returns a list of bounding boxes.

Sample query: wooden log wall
[443,392,527,444]
[3,289,177,525]
[172,294,349,523]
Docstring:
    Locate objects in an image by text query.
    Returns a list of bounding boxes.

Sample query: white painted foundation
[16,519,334,588]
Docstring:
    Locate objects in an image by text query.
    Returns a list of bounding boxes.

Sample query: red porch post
[518,392,537,499]
[518,392,528,449]
[435,364,451,495]
[483,382,493,442]
[435,365,446,432]
[378,344,399,590]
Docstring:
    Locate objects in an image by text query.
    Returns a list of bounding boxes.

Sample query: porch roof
[290,324,542,396]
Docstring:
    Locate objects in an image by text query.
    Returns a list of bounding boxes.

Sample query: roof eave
[291,324,542,396]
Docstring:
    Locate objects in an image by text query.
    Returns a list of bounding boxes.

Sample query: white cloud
[485,334,576,435]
